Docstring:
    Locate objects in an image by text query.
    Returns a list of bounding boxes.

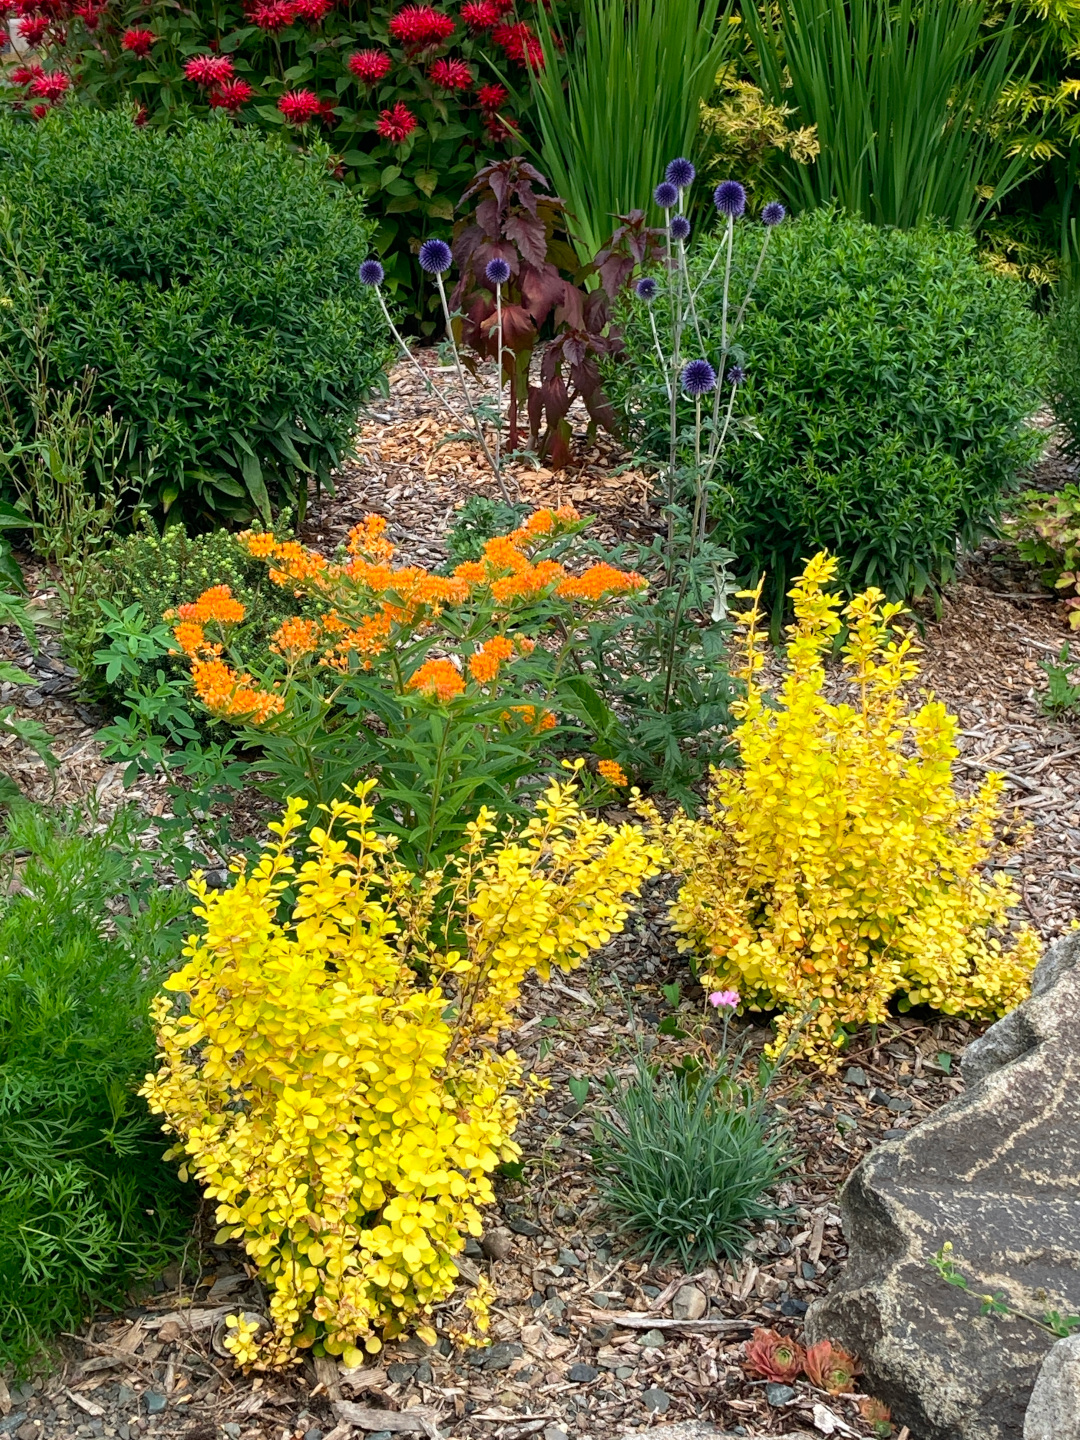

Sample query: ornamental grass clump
[638,553,1040,1068]
[143,779,660,1367]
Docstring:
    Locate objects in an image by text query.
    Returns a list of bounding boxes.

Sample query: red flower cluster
[491,19,543,67]
[28,67,69,99]
[388,3,454,48]
[121,26,156,56]
[293,0,333,20]
[476,81,506,110]
[184,54,235,86]
[10,61,44,84]
[347,48,392,83]
[277,87,321,124]
[18,15,50,44]
[377,99,418,141]
[70,0,104,29]
[209,77,255,111]
[428,56,470,89]
[251,0,297,29]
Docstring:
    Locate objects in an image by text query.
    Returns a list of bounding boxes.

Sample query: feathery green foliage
[0,806,193,1373]
[527,0,734,264]
[742,0,1034,229]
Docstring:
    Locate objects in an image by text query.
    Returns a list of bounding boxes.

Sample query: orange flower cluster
[190,655,284,724]
[468,635,515,684]
[170,584,246,627]
[556,563,646,603]
[503,704,556,732]
[406,657,466,701]
[269,617,321,659]
[597,759,629,787]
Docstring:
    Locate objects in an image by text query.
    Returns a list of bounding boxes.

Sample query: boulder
[806,931,1080,1440]
[1024,1333,1080,1440]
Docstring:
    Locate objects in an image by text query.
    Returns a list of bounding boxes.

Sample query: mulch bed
[1,356,1078,1440]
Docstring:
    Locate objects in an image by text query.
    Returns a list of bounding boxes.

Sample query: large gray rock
[1024,1334,1080,1440]
[806,931,1080,1440]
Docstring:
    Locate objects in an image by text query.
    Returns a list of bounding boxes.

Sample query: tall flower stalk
[360,244,513,503]
[632,170,784,703]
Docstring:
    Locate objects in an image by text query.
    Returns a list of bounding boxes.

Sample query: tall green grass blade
[527,0,736,265]
[743,0,1041,229]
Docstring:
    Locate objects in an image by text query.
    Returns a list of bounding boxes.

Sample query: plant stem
[434,271,512,503]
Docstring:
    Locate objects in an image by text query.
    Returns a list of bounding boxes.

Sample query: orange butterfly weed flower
[453,560,487,586]
[556,564,645,602]
[346,513,395,564]
[490,558,566,605]
[269,617,321,659]
[171,620,206,656]
[239,530,279,559]
[267,541,330,589]
[468,634,515,684]
[191,656,284,724]
[597,758,629,787]
[175,585,246,626]
[503,704,556,732]
[406,657,465,701]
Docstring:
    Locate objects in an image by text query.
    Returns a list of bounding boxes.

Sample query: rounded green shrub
[0,107,390,524]
[607,208,1046,602]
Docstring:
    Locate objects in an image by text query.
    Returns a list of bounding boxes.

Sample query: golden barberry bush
[141,775,660,1367]
[638,554,1039,1068]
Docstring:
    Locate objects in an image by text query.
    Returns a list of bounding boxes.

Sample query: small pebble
[303,1430,324,1440]
[642,1388,670,1414]
[638,1329,665,1348]
[765,1382,797,1406]
[567,1363,599,1383]
[845,1067,868,1087]
[143,1392,167,1415]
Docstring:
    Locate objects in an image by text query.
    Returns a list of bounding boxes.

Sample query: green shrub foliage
[0,108,389,523]
[0,806,193,1371]
[608,208,1045,603]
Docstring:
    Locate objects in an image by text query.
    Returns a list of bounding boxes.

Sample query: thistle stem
[434,270,512,504]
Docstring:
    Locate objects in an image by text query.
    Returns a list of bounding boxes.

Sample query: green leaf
[661,982,680,1007]
[937,1051,953,1074]
[240,452,272,524]
[568,1076,590,1108]
[414,169,438,197]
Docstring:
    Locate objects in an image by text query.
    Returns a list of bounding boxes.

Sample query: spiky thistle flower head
[485,257,511,285]
[670,215,691,242]
[665,157,695,188]
[634,276,657,301]
[419,238,453,274]
[359,259,385,286]
[762,201,786,226]
[713,180,746,218]
[681,359,716,397]
[653,181,679,210]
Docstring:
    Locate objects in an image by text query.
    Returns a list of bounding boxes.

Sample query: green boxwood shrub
[607,208,1045,603]
[0,107,390,524]
[0,806,193,1372]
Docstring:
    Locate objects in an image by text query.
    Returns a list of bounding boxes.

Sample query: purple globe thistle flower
[727,364,747,386]
[681,358,717,397]
[713,180,747,218]
[359,258,385,286]
[665,156,695,189]
[762,200,786,226]
[670,215,691,241]
[418,238,453,275]
[635,276,658,301]
[653,180,679,209]
[485,257,511,285]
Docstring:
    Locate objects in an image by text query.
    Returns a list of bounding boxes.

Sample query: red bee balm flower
[184,54,235,86]
[30,102,50,118]
[491,20,543,66]
[10,62,44,84]
[428,56,470,89]
[277,88,321,124]
[28,68,68,100]
[251,0,297,29]
[121,27,156,55]
[292,0,332,21]
[476,81,507,110]
[460,0,498,28]
[388,4,453,47]
[376,100,417,142]
[17,16,50,44]
[209,77,254,111]
[347,48,391,83]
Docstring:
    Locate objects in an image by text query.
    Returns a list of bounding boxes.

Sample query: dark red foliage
[450,157,629,467]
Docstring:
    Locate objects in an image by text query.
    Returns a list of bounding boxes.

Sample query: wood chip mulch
[0,358,1077,1440]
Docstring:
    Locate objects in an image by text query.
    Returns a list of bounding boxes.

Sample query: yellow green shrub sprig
[141,774,660,1367]
[638,554,1039,1068]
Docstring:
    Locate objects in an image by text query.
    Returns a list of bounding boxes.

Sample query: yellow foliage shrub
[141,775,660,1367]
[638,554,1039,1068]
